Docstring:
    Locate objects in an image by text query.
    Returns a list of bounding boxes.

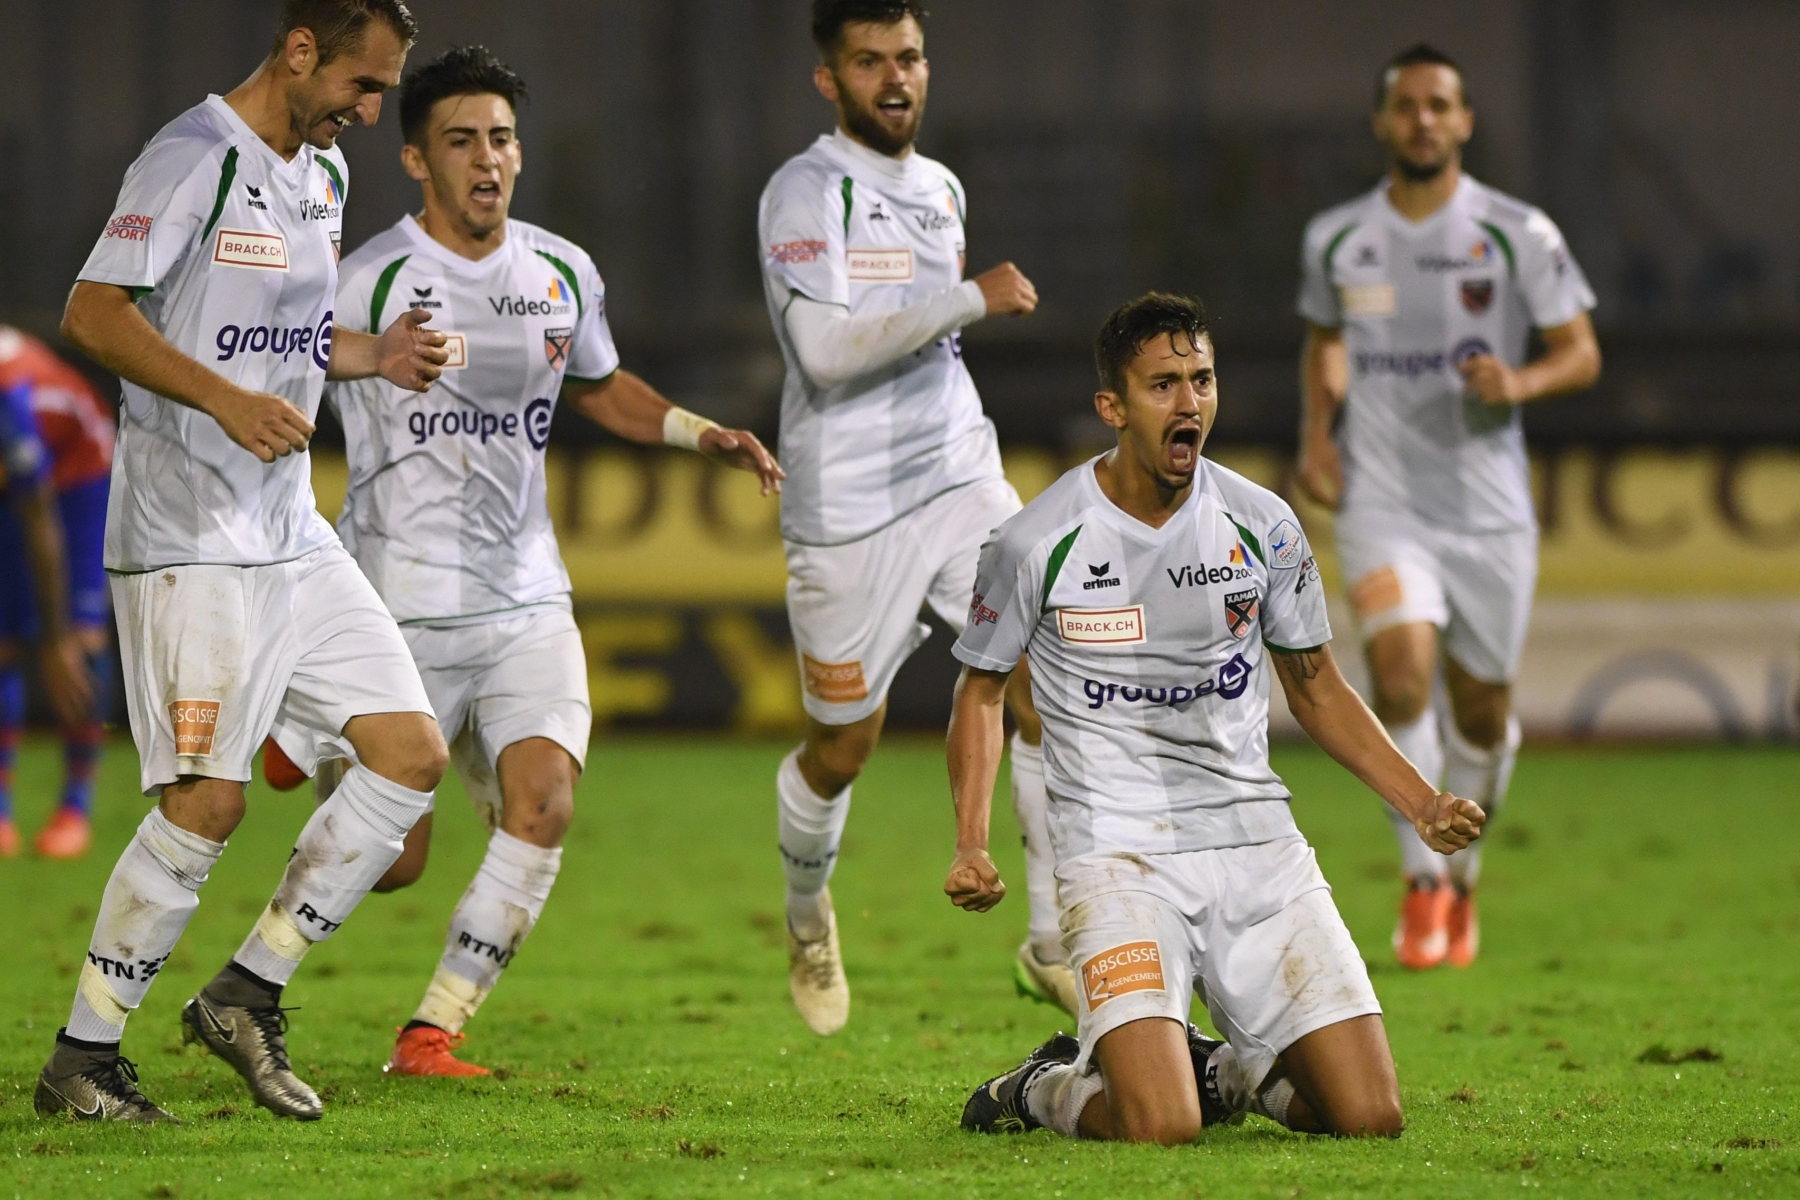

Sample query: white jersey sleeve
[1251,504,1332,651]
[557,249,621,382]
[1296,209,1353,329]
[78,134,220,294]
[952,523,1046,673]
[761,166,850,310]
[1511,208,1596,329]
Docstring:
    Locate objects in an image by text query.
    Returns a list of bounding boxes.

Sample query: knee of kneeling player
[1117,1107,1202,1146]
[1332,1096,1405,1138]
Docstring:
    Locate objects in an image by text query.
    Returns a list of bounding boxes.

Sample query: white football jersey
[759,130,1004,546]
[1297,175,1596,533]
[954,457,1332,858]
[80,95,346,571]
[329,216,620,624]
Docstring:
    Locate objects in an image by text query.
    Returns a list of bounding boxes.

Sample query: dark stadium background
[0,0,1794,731]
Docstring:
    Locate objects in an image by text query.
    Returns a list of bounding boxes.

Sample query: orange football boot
[33,808,91,859]
[1392,877,1453,970]
[385,1025,491,1077]
[1445,888,1480,967]
[0,816,17,858]
[261,736,308,791]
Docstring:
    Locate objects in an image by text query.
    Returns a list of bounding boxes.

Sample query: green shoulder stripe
[317,154,346,204]
[535,249,584,317]
[368,255,410,333]
[1321,221,1358,279]
[1478,220,1517,277]
[840,176,855,235]
[1226,515,1264,566]
[201,147,239,243]
[945,178,964,223]
[1040,526,1082,611]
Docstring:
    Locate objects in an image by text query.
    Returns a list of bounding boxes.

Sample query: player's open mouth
[328,112,354,131]
[875,94,913,120]
[471,181,502,206]
[1165,424,1201,472]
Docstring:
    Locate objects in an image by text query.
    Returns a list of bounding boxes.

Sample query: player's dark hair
[399,46,529,147]
[1094,293,1210,395]
[271,0,417,66]
[1375,43,1468,109]
[810,0,929,59]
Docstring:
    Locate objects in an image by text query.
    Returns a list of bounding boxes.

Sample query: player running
[34,0,452,1125]
[950,294,1484,1144]
[0,328,116,860]
[759,0,1068,1037]
[1295,45,1600,969]
[319,45,781,1077]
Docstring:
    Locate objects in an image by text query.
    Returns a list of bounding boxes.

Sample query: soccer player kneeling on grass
[946,294,1485,1143]
[301,46,782,1076]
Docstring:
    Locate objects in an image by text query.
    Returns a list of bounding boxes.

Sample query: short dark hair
[1375,43,1467,109]
[399,46,529,147]
[1094,293,1210,395]
[271,0,417,66]
[810,0,928,59]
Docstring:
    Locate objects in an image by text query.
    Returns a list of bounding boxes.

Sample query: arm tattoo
[1274,649,1322,684]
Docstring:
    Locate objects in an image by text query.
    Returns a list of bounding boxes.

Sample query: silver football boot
[35,1033,178,1124]
[181,992,322,1120]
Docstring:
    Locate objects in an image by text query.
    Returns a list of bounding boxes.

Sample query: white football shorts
[402,603,591,827]
[1334,505,1539,684]
[112,542,434,795]
[1059,836,1381,1091]
[784,477,1021,724]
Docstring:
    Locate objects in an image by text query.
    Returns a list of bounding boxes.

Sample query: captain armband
[662,406,720,452]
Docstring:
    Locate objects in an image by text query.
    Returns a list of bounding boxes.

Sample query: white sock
[1443,715,1520,891]
[1386,710,1447,881]
[1023,1063,1106,1138]
[232,766,432,985]
[1009,733,1061,962]
[67,809,224,1043]
[1255,1075,1297,1128]
[413,830,562,1033]
[776,749,849,941]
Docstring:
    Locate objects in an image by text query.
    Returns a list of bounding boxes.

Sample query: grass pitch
[3,736,1797,1198]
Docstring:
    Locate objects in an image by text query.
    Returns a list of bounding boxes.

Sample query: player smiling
[949,294,1484,1144]
[322,46,781,1076]
[1295,45,1600,969]
[34,0,451,1125]
[757,0,1071,1038]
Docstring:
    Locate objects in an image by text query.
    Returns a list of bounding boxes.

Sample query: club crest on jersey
[1224,589,1259,639]
[544,327,572,369]
[1461,278,1495,314]
[1057,606,1146,645]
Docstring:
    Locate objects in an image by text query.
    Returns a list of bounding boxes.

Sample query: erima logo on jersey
[408,286,443,311]
[1083,562,1120,590]
[1080,653,1255,709]
[489,294,571,317]
[245,185,267,211]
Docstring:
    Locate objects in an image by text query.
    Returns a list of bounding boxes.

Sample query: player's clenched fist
[1458,353,1523,406]
[378,307,451,392]
[974,262,1038,317]
[1411,791,1486,854]
[210,386,316,462]
[944,847,1006,912]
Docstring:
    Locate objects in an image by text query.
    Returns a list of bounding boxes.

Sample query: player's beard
[840,84,924,157]
[1393,149,1453,182]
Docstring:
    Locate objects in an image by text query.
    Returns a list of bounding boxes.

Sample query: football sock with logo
[777,749,850,941]
[0,665,21,822]
[412,830,562,1034]
[1384,710,1448,881]
[1008,733,1062,962]
[1442,715,1520,891]
[1023,1063,1107,1137]
[65,808,224,1043]
[230,766,432,986]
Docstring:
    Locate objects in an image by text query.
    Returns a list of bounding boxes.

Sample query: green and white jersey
[329,216,620,624]
[1297,175,1595,533]
[954,457,1332,857]
[759,130,1003,546]
[79,95,346,571]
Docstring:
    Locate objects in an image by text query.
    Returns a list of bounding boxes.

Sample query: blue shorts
[0,476,110,639]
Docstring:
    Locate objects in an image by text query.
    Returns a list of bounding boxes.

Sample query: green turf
[3,737,1797,1198]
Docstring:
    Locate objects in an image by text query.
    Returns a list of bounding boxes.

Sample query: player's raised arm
[1270,643,1484,853]
[943,663,1009,912]
[564,371,784,496]
[61,282,316,464]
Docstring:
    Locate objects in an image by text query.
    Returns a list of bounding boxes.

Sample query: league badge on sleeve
[1224,590,1259,640]
[1266,519,1303,569]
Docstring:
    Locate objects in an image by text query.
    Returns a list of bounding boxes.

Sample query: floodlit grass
[3,736,1797,1197]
